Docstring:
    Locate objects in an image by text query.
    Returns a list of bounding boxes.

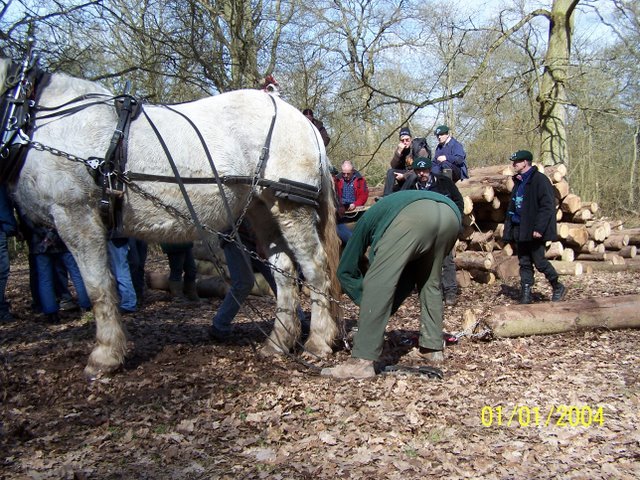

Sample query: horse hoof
[258,343,286,358]
[303,340,333,358]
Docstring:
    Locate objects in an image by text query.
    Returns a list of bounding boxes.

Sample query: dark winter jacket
[433,136,468,181]
[400,172,464,216]
[503,166,557,242]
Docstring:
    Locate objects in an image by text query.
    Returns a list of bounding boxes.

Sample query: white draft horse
[0,59,341,377]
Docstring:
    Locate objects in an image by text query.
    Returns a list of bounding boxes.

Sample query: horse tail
[318,157,343,328]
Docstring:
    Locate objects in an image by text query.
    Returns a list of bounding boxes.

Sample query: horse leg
[247,206,301,355]
[51,205,126,377]
[269,203,338,357]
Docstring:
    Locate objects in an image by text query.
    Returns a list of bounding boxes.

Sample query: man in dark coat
[503,150,566,304]
[401,157,463,305]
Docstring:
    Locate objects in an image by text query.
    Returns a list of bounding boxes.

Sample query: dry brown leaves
[1,256,639,479]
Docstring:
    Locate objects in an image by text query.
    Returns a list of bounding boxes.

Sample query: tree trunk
[481,295,640,337]
[538,0,580,167]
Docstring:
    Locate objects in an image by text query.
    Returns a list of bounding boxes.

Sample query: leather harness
[0,55,322,234]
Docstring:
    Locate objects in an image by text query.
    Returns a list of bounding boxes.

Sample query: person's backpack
[410,137,432,161]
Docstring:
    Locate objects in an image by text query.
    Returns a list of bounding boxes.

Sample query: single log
[577,240,596,254]
[553,180,570,200]
[560,193,582,214]
[463,196,474,215]
[575,252,625,264]
[493,256,520,280]
[581,201,599,214]
[592,242,606,254]
[556,207,563,221]
[563,208,592,223]
[587,220,611,242]
[458,175,514,194]
[549,260,583,275]
[557,223,589,247]
[603,234,629,250]
[561,248,575,262]
[467,268,496,284]
[456,270,473,288]
[490,196,501,210]
[543,164,568,183]
[619,229,640,246]
[616,245,637,258]
[545,241,564,259]
[578,260,640,272]
[455,240,468,253]
[458,183,495,203]
[482,294,640,338]
[455,251,495,271]
[469,164,514,177]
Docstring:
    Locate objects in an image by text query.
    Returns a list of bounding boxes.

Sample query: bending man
[322,190,462,379]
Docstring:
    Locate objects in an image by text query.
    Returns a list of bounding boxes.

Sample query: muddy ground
[1,253,639,479]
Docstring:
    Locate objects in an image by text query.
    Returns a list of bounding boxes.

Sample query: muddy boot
[183,281,201,302]
[168,280,187,302]
[551,279,567,302]
[520,283,533,304]
[321,358,376,379]
[407,346,445,363]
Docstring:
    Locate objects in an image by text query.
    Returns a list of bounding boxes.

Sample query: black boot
[551,279,566,302]
[520,283,532,304]
[45,312,61,324]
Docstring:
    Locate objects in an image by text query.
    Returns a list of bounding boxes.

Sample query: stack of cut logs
[453,163,639,286]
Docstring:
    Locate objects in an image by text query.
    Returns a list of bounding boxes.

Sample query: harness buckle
[85,157,103,170]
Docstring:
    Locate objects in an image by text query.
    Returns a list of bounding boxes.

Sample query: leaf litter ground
[1,254,639,479]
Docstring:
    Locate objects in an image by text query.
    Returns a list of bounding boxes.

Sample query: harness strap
[126,173,320,207]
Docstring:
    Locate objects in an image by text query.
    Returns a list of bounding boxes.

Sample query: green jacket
[337,190,461,305]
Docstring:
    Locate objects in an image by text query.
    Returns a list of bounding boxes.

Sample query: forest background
[0,0,638,221]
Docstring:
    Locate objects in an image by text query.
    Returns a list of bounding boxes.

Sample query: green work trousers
[352,200,459,360]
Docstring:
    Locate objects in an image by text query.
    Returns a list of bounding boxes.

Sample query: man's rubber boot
[520,283,533,304]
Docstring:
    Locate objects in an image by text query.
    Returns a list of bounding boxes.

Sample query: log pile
[359,164,638,285]
[451,162,638,283]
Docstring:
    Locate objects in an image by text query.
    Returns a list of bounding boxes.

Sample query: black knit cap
[399,127,411,138]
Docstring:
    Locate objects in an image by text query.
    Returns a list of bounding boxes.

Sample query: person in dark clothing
[160,242,200,302]
[382,127,431,196]
[401,157,463,305]
[433,125,468,182]
[302,109,330,147]
[0,185,17,322]
[503,150,566,304]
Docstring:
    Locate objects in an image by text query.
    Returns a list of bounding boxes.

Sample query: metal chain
[24,137,346,310]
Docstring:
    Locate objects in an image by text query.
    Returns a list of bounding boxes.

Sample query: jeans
[35,252,91,315]
[336,223,353,246]
[127,238,148,302]
[108,239,137,312]
[166,247,197,283]
[0,231,11,316]
[212,240,277,334]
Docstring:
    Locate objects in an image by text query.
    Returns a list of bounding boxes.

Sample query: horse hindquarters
[266,201,338,356]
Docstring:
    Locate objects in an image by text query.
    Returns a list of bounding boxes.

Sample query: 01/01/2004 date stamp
[480,405,604,427]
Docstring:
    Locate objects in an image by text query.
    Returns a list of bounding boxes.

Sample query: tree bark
[538,0,580,167]
[482,295,640,337]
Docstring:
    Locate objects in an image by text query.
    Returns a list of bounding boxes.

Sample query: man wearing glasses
[433,125,468,182]
[382,127,430,196]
